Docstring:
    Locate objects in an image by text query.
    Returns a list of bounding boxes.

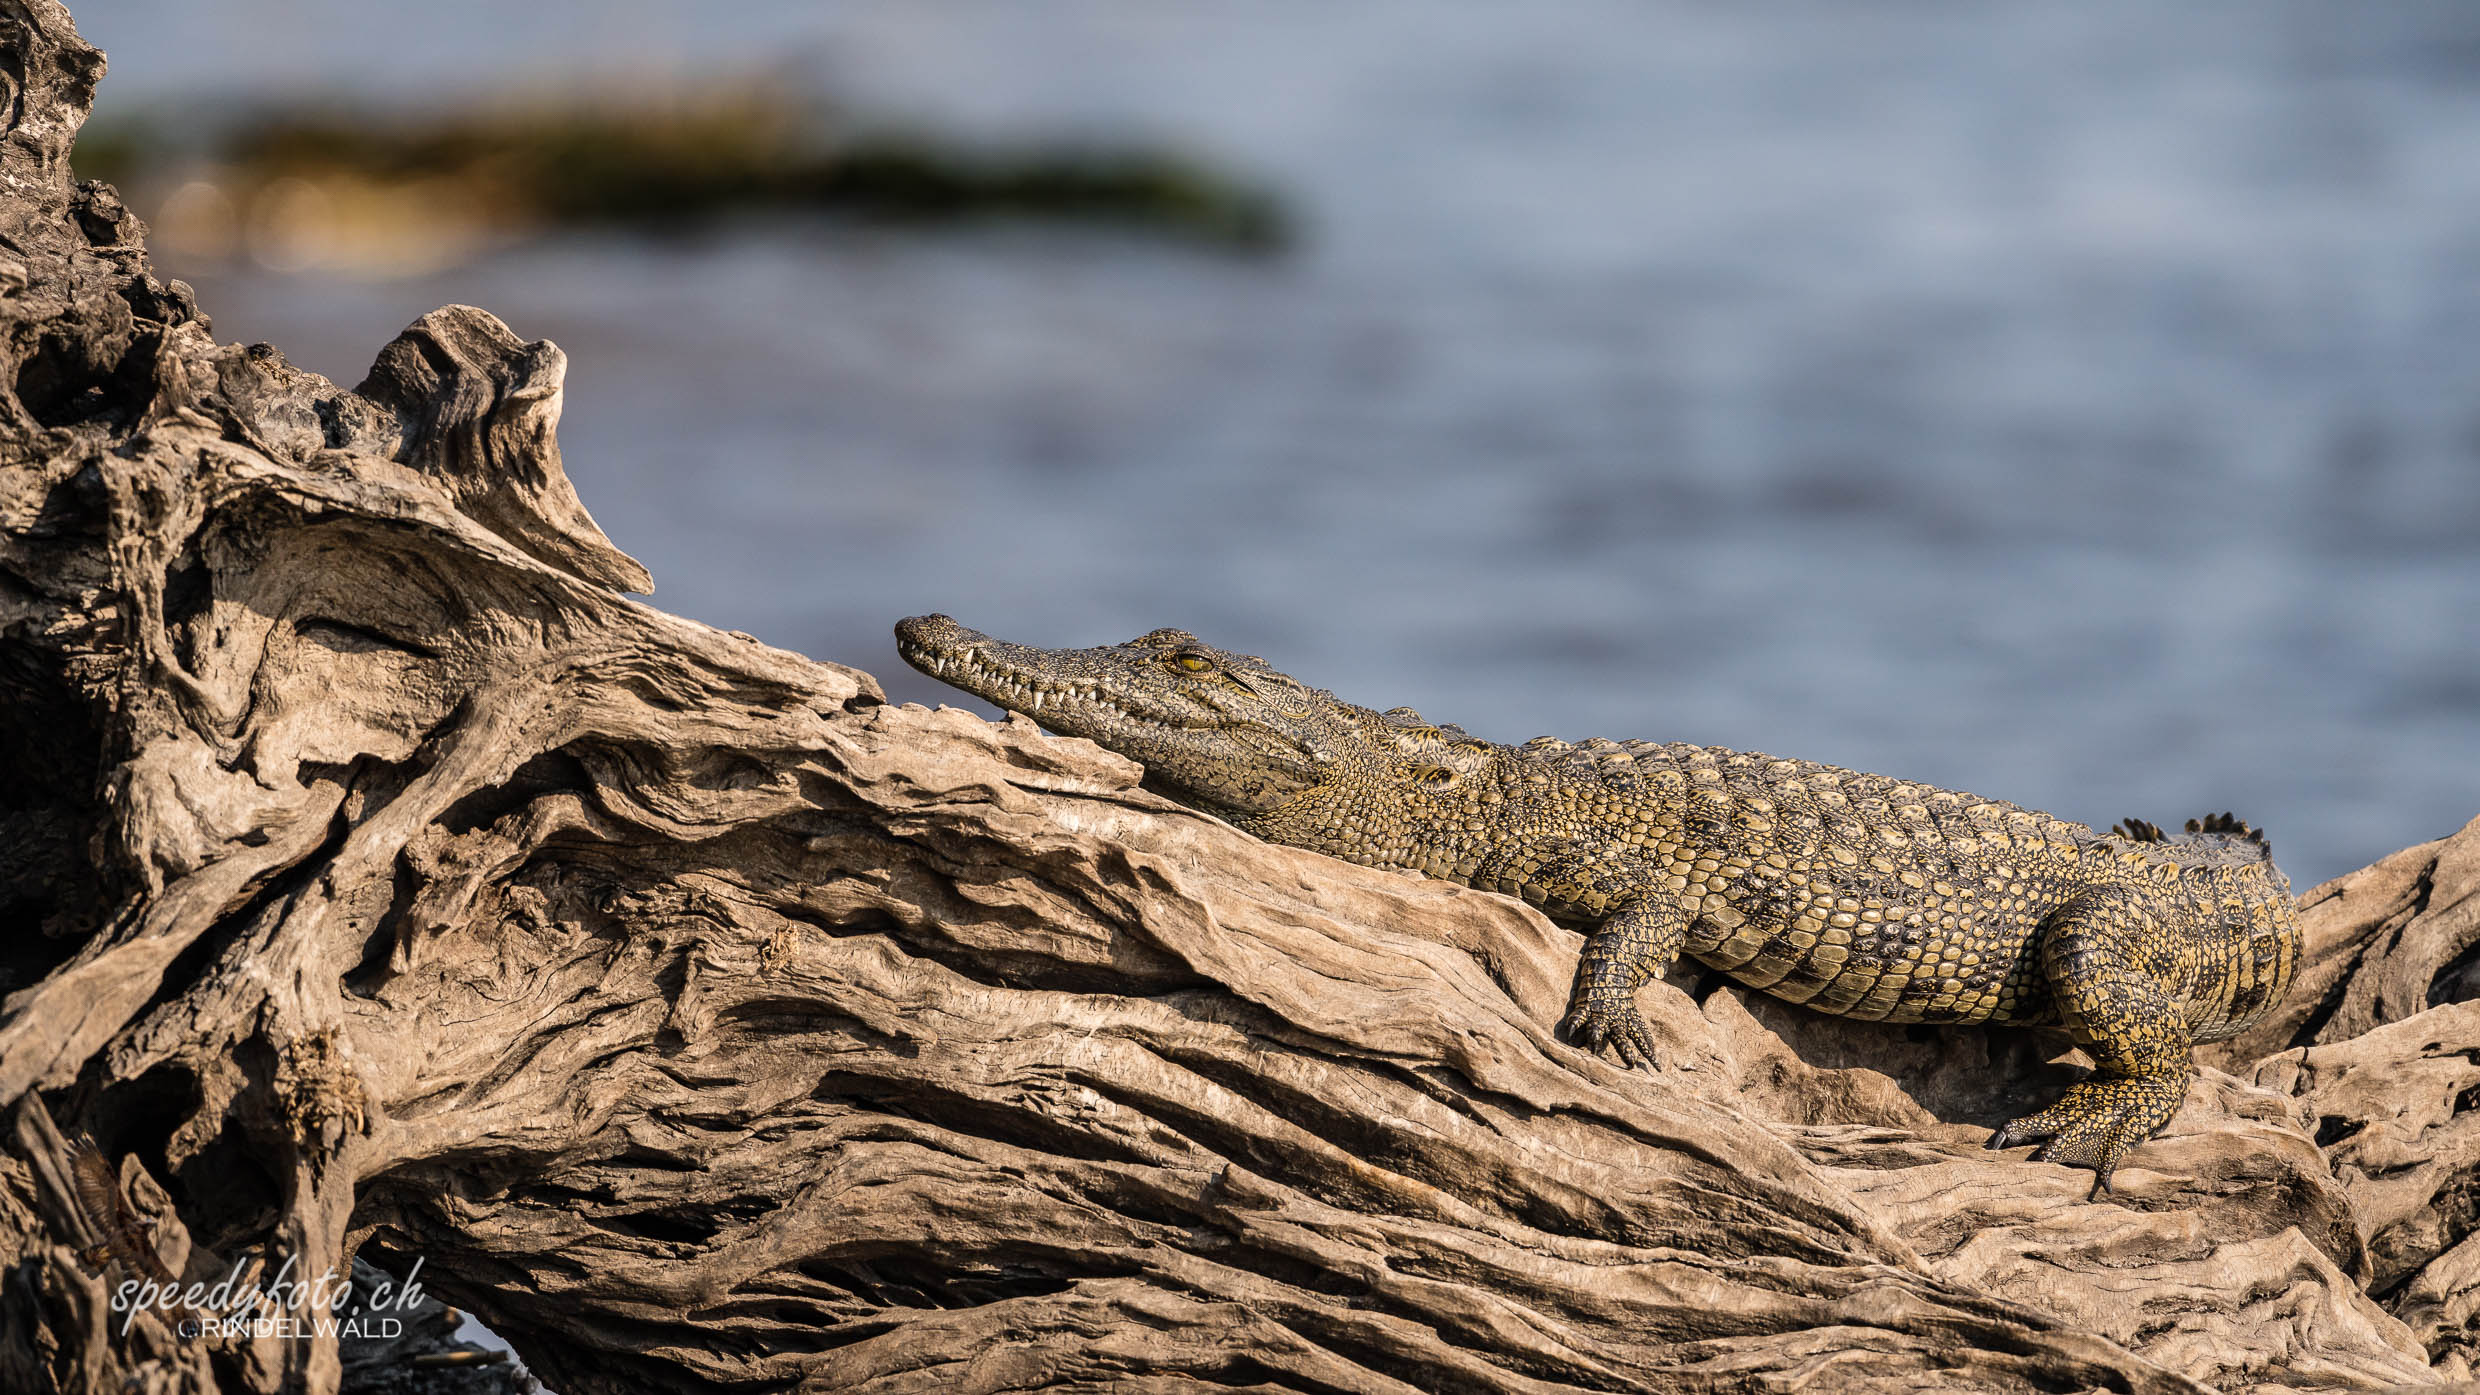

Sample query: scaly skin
[895,615,2301,1192]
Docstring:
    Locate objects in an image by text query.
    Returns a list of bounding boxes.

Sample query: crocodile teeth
[911,644,1204,729]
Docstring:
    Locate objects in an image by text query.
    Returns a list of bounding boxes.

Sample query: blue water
[71,0,2480,888]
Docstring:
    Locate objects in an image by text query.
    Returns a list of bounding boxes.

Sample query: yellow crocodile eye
[1174,653,1213,673]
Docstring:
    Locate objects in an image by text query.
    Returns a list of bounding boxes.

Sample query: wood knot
[275,1027,371,1154]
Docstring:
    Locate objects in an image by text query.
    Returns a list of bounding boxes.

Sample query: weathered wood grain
[3,3,2479,1391]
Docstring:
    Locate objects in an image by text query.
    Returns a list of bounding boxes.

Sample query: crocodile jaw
[894,614,1333,812]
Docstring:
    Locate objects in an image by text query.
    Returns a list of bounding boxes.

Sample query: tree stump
[2,3,2478,1391]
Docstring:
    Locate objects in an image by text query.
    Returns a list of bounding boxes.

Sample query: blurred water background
[71,0,2480,893]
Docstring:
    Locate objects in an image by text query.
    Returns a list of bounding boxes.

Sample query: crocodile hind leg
[1557,899,1689,1070]
[1988,891,2193,1195]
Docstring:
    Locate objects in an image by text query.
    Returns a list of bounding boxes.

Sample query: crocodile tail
[2113,812,2274,861]
[2185,811,2269,851]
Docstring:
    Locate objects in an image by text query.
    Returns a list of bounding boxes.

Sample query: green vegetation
[74,87,1292,259]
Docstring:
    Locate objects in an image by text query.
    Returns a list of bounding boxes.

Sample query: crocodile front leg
[1987,889,2194,1195]
[1556,899,1689,1070]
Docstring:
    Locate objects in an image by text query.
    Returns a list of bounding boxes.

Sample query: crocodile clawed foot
[1556,993,1661,1071]
[1986,1074,2186,1198]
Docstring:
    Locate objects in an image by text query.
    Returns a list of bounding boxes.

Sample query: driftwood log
[4,3,2480,1391]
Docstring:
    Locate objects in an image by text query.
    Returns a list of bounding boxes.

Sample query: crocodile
[894,614,2301,1191]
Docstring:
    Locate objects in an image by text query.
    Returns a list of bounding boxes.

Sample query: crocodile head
[894,614,1386,815]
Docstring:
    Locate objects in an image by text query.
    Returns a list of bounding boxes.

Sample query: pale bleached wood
[2,4,2478,1392]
